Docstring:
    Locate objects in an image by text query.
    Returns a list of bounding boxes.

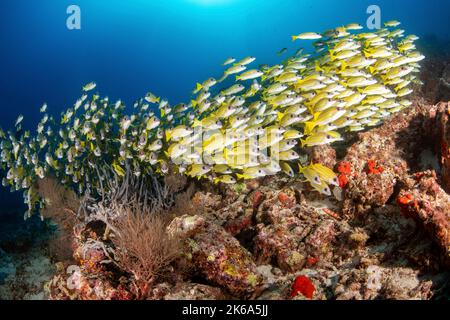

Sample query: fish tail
[340,60,347,71]
[193,83,203,94]
[165,130,171,142]
[218,74,227,83]
[291,35,297,42]
[276,111,284,122]
[329,52,336,61]
[235,75,240,81]
[155,96,161,103]
[236,173,244,180]
[314,61,323,72]
[300,139,306,148]
[328,49,335,58]
[192,118,201,127]
[369,66,375,74]
[191,99,198,108]
[304,121,316,135]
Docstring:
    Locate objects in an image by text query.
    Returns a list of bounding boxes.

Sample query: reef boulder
[167,215,264,298]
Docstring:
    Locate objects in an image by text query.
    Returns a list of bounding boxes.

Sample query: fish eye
[314,177,320,182]
[327,135,332,139]
[202,166,207,170]
[258,169,263,174]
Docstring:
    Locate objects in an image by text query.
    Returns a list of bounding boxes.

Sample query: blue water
[0,0,449,209]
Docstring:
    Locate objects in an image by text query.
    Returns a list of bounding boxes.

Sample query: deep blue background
[0,0,449,212]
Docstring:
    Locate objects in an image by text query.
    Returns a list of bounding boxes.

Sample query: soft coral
[366,159,384,174]
[290,275,315,299]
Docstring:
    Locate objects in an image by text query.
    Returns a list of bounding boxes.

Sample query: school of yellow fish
[0,20,425,218]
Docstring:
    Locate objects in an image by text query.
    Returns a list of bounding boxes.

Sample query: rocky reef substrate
[41,96,450,300]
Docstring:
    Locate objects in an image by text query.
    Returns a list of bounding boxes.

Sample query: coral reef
[1,23,449,301]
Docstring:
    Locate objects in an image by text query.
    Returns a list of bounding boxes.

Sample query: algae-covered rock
[168,215,264,297]
[164,282,228,300]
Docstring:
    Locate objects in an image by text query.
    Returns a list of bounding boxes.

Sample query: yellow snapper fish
[280,162,295,177]
[304,107,347,134]
[213,164,232,174]
[82,82,97,92]
[165,125,194,142]
[223,57,236,66]
[213,175,236,184]
[234,56,256,66]
[236,166,267,180]
[283,129,304,139]
[292,32,322,41]
[193,78,217,94]
[345,23,364,30]
[311,163,339,186]
[219,65,247,82]
[236,69,264,81]
[165,143,188,160]
[222,84,245,96]
[193,117,223,130]
[310,180,332,196]
[299,164,322,185]
[186,164,212,178]
[384,20,401,27]
[145,92,161,104]
[301,131,343,147]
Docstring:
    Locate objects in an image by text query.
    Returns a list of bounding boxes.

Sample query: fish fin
[276,111,284,122]
[194,83,203,94]
[192,119,201,127]
[329,48,336,57]
[304,121,316,136]
[165,130,171,142]
[329,52,336,61]
[340,60,347,71]
[314,61,323,72]
[164,151,169,158]
[300,139,306,148]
